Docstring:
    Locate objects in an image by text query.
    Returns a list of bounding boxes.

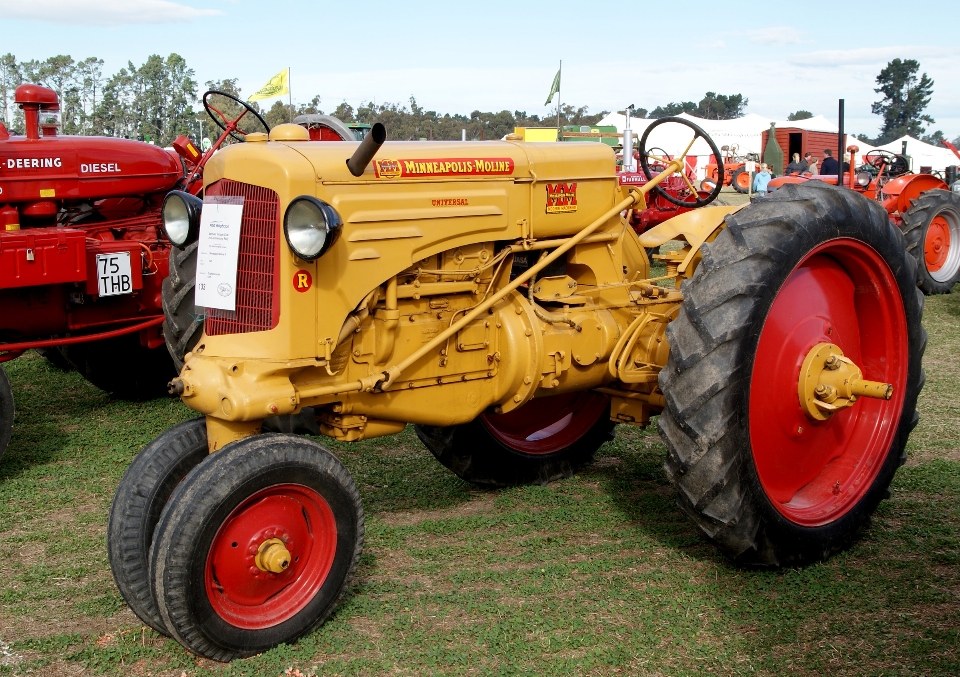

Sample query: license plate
[96,252,133,297]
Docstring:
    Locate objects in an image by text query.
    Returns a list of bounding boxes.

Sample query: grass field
[0,279,956,675]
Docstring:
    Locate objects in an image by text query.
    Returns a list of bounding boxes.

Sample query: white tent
[594,111,960,174]
[873,136,959,173]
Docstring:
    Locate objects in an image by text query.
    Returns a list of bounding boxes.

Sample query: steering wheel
[639,117,722,208]
[864,150,909,177]
[203,90,270,143]
[644,147,670,172]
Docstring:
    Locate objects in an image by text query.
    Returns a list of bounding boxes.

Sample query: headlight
[284,196,341,261]
[161,190,203,248]
[857,171,872,187]
[952,181,960,194]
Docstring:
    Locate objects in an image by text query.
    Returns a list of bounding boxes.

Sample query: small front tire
[902,189,960,295]
[150,434,364,661]
[107,418,208,635]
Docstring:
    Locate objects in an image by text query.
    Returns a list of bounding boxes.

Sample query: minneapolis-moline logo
[374,157,515,179]
[374,159,402,178]
[546,182,577,214]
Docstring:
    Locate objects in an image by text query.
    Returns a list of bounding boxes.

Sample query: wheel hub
[255,537,292,573]
[798,343,893,421]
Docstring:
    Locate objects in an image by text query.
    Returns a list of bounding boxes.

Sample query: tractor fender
[881,173,949,215]
[637,204,745,273]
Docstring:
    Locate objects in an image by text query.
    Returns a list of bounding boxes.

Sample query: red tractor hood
[0,135,182,203]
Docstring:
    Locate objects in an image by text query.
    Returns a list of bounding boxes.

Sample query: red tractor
[767,146,960,294]
[0,85,269,457]
[619,118,725,240]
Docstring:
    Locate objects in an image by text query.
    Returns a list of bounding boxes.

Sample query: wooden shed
[762,127,844,174]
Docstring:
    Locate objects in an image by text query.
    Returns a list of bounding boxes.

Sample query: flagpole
[288,67,292,122]
[556,60,561,136]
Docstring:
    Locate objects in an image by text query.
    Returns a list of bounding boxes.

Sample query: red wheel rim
[205,484,337,629]
[749,239,907,526]
[736,171,751,190]
[924,214,951,273]
[480,391,608,455]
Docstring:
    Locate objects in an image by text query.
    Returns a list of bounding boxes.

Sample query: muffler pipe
[346,122,386,177]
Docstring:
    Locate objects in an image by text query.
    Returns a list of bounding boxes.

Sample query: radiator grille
[204,179,280,335]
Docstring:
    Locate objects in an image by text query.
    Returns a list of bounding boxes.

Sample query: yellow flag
[248,68,289,101]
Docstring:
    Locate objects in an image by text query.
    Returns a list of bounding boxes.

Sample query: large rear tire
[107,418,208,635]
[416,391,614,487]
[150,434,363,661]
[61,334,176,401]
[901,189,960,295]
[0,365,13,460]
[162,241,203,371]
[660,181,925,567]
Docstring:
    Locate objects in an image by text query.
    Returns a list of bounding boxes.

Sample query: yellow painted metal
[173,134,732,446]
[255,538,291,573]
[798,343,893,421]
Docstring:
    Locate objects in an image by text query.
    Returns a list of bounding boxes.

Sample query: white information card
[195,195,244,311]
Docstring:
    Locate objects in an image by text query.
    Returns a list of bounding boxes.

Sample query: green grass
[0,287,957,676]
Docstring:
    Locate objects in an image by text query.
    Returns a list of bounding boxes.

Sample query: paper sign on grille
[195,195,244,311]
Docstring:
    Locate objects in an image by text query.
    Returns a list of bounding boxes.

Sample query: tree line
[1,54,953,149]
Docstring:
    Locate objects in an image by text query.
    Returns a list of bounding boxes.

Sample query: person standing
[753,163,772,195]
[803,156,819,176]
[785,153,803,174]
[798,152,813,174]
[820,149,839,175]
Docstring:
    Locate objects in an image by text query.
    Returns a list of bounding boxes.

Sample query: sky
[2,0,959,140]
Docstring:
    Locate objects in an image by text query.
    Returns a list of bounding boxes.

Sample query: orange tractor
[701,144,760,194]
[768,146,960,294]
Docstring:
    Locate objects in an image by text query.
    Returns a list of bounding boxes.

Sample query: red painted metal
[0,316,163,356]
[204,180,281,336]
[618,171,710,235]
[925,214,952,273]
[0,83,177,366]
[205,483,337,629]
[748,239,907,526]
[480,391,608,455]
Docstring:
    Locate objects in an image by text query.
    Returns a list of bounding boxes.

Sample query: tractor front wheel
[902,188,960,294]
[660,182,924,567]
[150,434,363,661]
[0,365,13,460]
[108,418,208,635]
[416,391,613,487]
[162,240,203,371]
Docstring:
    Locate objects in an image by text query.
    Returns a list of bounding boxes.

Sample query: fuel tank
[0,135,182,203]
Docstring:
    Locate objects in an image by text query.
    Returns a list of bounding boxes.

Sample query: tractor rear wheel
[416,391,613,487]
[150,434,363,661]
[61,334,175,400]
[162,241,203,371]
[731,167,752,194]
[0,365,13,460]
[902,189,960,295]
[108,418,208,635]
[660,181,924,567]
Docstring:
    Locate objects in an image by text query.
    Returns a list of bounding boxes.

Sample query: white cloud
[0,0,221,25]
[790,45,960,67]
[745,26,803,45]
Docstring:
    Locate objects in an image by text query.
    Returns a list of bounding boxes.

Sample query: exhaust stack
[346,123,386,177]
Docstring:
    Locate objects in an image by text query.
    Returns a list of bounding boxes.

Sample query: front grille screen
[204,180,280,335]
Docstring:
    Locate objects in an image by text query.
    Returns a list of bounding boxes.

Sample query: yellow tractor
[107,118,925,661]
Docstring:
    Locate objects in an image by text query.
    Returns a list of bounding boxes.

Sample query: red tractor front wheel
[417,391,613,487]
[902,189,960,294]
[149,434,363,661]
[660,182,924,566]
